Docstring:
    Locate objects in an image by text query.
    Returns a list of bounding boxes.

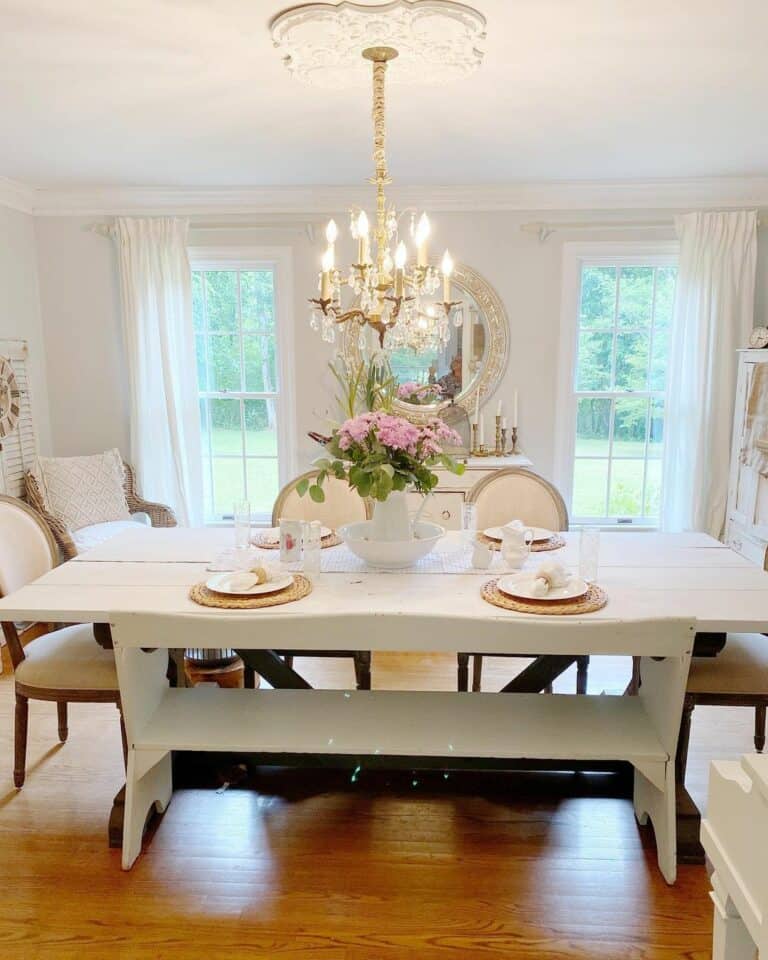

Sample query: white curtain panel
[661,210,757,537]
[114,217,203,526]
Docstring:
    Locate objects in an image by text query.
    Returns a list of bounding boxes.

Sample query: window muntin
[193,267,282,523]
[570,262,676,525]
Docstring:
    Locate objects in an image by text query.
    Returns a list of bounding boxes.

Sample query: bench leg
[711,887,756,960]
[633,761,677,885]
[457,653,469,692]
[122,749,172,871]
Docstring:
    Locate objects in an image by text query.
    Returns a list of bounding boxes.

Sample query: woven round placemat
[253,532,342,550]
[190,574,312,610]
[477,533,566,553]
[481,578,607,615]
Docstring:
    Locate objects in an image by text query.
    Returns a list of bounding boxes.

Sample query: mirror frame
[340,260,509,423]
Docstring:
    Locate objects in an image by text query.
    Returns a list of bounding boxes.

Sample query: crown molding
[12,176,768,217]
[0,176,35,214]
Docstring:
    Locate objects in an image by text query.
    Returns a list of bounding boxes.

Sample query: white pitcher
[500,521,534,569]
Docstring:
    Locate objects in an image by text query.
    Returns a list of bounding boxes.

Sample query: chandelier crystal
[307,46,463,352]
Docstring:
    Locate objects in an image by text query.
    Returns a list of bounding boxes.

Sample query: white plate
[496,573,588,602]
[206,573,294,596]
[257,526,332,545]
[484,525,555,543]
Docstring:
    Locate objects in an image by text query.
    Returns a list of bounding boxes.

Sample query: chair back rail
[272,470,372,527]
[467,467,569,531]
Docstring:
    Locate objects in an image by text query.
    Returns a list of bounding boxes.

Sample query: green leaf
[296,478,310,497]
[309,484,325,503]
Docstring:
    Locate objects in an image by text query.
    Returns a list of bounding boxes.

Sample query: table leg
[500,656,578,693]
[236,650,312,689]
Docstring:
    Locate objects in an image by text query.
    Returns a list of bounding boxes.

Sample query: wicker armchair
[25,462,176,560]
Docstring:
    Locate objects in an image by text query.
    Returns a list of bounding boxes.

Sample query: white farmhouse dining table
[2,527,768,880]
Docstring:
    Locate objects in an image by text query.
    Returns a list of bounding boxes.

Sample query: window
[557,245,677,526]
[191,250,295,524]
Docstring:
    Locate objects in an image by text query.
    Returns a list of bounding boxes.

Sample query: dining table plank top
[1,528,768,640]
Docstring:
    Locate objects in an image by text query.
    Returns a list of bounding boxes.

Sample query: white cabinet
[701,755,768,958]
[726,351,768,568]
[406,453,533,530]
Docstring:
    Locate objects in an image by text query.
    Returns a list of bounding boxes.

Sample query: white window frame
[554,241,679,529]
[187,246,297,525]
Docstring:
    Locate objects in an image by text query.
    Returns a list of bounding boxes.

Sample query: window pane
[201,458,213,519]
[243,336,278,393]
[615,332,649,391]
[208,334,241,392]
[212,458,246,519]
[644,460,662,517]
[205,271,238,332]
[608,460,644,517]
[575,397,611,457]
[195,335,208,391]
[241,270,275,330]
[192,271,205,332]
[653,267,676,329]
[572,459,608,518]
[576,331,612,391]
[617,267,653,328]
[648,398,664,458]
[649,325,669,392]
[244,399,278,456]
[209,399,242,456]
[199,397,211,454]
[579,266,616,328]
[246,459,279,519]
[613,398,648,456]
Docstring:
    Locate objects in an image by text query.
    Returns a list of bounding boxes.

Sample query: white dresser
[701,754,768,959]
[407,453,532,530]
[726,351,768,568]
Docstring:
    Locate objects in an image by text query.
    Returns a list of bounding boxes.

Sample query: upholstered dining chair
[676,633,768,787]
[271,470,373,689]
[0,495,122,788]
[458,468,587,694]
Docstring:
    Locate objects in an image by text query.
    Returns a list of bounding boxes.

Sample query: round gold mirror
[341,261,508,426]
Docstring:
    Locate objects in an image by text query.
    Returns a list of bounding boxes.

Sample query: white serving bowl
[338,520,445,569]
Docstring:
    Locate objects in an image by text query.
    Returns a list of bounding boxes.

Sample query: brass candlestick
[471,422,478,455]
[494,415,503,456]
[500,427,508,454]
[508,426,518,455]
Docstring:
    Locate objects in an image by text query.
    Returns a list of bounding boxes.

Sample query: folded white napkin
[216,562,282,592]
[529,561,570,598]
[501,519,526,536]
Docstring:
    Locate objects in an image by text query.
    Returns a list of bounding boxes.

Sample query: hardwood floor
[0,648,758,959]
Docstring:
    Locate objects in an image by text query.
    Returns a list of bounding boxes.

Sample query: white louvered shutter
[0,340,38,498]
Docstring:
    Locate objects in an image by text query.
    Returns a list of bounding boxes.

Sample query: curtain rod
[86,221,316,240]
[521,216,765,242]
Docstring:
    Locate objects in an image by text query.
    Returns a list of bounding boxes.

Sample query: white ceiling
[2,0,768,189]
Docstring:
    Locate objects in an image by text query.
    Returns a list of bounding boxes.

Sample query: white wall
[32,210,768,481]
[0,204,50,453]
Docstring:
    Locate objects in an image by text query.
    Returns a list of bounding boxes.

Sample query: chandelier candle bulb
[325,219,338,252]
[321,248,334,299]
[416,213,430,267]
[441,250,454,301]
[357,211,370,264]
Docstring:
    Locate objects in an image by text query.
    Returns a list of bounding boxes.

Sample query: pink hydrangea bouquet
[396,381,444,405]
[298,410,464,503]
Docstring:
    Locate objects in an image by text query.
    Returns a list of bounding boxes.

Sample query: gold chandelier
[309,46,462,351]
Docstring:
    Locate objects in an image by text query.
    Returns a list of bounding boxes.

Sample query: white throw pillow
[33,449,131,532]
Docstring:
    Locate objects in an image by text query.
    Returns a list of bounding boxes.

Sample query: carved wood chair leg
[57,701,68,742]
[243,665,257,689]
[14,693,29,788]
[754,703,766,753]
[576,656,589,695]
[457,653,469,692]
[544,682,553,694]
[283,655,294,670]
[676,694,696,785]
[354,651,372,690]
[471,655,483,692]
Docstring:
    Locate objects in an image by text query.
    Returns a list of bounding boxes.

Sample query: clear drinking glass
[233,500,251,550]
[462,502,477,542]
[578,526,600,582]
[302,520,322,574]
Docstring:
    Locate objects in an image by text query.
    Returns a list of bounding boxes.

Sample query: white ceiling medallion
[270,0,486,89]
